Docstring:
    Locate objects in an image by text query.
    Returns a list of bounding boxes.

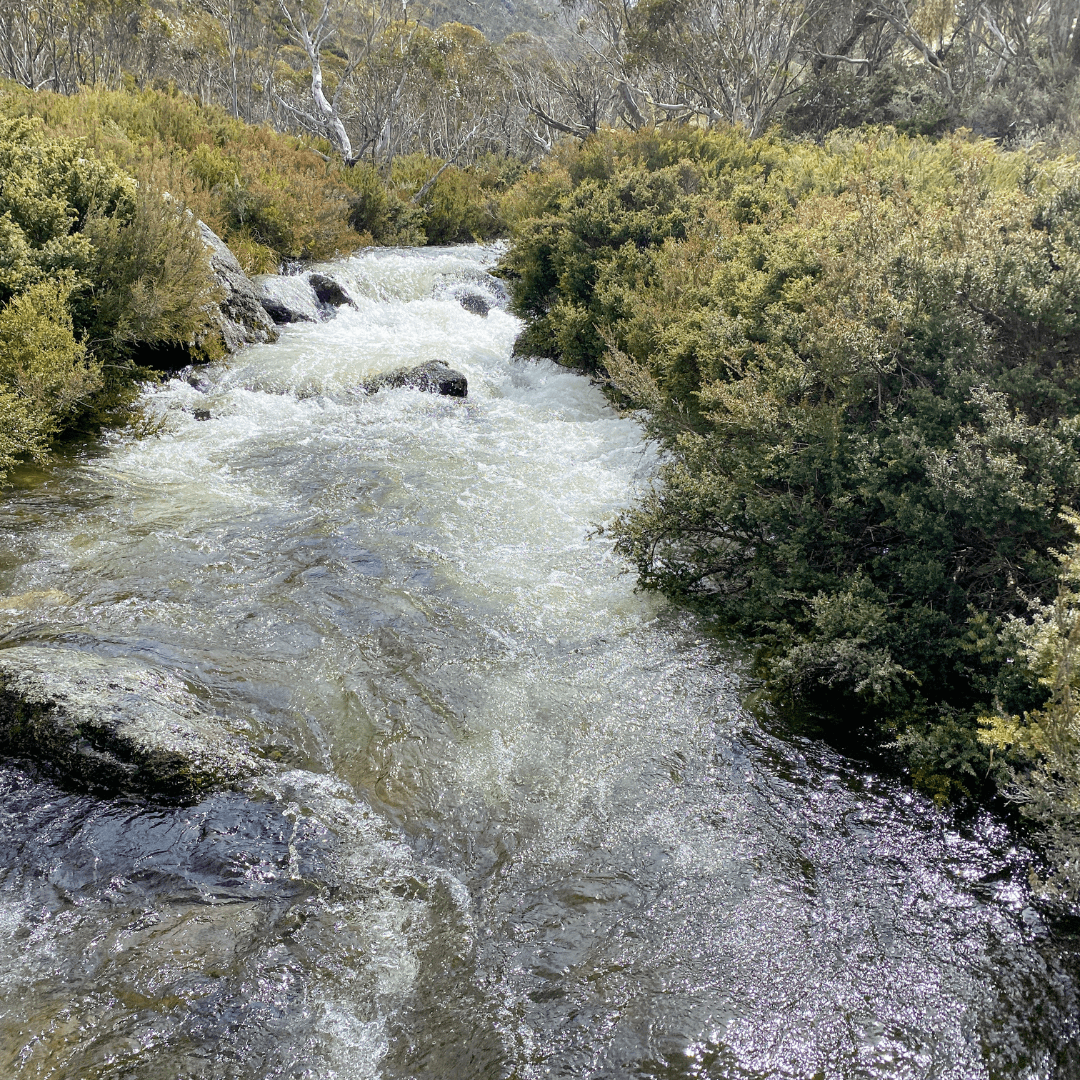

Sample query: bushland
[0,84,514,272]
[0,83,514,484]
[499,125,1080,898]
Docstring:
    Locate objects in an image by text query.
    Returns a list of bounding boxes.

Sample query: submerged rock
[0,647,259,801]
[253,274,321,324]
[308,272,355,308]
[458,291,491,317]
[198,221,280,353]
[363,361,468,398]
[260,298,313,325]
[181,365,212,393]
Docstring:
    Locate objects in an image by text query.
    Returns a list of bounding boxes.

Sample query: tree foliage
[3,0,1080,158]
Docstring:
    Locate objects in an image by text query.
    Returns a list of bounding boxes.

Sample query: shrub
[0,279,99,428]
[0,109,219,480]
[80,187,222,362]
[501,126,1080,801]
[0,279,101,476]
[980,515,1080,901]
[0,84,361,271]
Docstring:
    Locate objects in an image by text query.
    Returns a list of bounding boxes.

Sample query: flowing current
[0,245,1077,1080]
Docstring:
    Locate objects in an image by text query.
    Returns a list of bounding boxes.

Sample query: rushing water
[0,245,1077,1080]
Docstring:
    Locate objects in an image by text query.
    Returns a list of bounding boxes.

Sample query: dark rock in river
[261,298,310,324]
[198,221,279,353]
[363,361,468,398]
[308,272,355,308]
[458,291,491,317]
[0,647,259,801]
[253,274,322,324]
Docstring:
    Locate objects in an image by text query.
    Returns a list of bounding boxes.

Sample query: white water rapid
[0,245,1076,1080]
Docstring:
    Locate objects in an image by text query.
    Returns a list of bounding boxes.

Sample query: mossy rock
[0,645,259,801]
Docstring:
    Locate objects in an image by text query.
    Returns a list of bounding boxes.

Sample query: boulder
[0,646,259,801]
[458,291,491,317]
[253,274,321,324]
[308,272,355,308]
[197,221,279,353]
[363,361,468,398]
[261,298,313,324]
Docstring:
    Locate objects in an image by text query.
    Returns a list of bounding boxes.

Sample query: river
[0,244,1076,1079]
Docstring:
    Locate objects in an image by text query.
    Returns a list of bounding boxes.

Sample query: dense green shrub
[0,113,218,480]
[0,84,363,272]
[0,279,102,476]
[385,152,516,245]
[981,517,1080,901]
[501,126,1080,813]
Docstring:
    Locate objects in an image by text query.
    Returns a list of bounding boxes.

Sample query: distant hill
[421,0,575,53]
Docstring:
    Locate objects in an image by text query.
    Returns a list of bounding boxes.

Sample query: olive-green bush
[0,279,99,476]
[501,126,1080,822]
[0,114,218,480]
[980,514,1080,901]
[0,84,515,273]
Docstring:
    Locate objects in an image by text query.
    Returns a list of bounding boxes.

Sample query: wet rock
[179,365,212,393]
[198,221,279,353]
[458,291,491,317]
[260,298,313,324]
[308,272,355,308]
[0,647,259,801]
[193,408,211,421]
[363,361,468,398]
[253,274,321,324]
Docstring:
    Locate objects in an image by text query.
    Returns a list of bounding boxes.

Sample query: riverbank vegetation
[0,112,220,477]
[0,81,513,480]
[0,84,514,272]
[500,125,1080,897]
[3,0,1080,892]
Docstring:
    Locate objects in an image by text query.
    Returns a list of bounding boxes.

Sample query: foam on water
[0,243,1076,1079]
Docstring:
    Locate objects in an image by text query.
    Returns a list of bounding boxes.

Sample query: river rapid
[0,245,1076,1080]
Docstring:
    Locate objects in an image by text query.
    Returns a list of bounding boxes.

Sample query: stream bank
[0,245,1076,1080]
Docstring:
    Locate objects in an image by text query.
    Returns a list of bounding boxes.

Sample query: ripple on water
[0,244,1076,1080]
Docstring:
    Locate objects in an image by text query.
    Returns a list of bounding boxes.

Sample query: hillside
[423,0,575,52]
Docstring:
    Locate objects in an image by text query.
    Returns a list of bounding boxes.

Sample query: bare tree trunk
[277,0,354,162]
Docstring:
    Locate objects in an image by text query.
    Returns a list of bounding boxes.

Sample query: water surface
[0,245,1076,1079]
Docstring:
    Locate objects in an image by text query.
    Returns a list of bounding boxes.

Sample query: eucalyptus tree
[502,32,626,147]
[413,23,515,160]
[196,0,279,119]
[0,0,167,92]
[274,0,414,163]
[640,0,830,133]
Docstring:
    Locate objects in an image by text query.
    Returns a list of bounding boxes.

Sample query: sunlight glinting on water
[0,245,1075,1080]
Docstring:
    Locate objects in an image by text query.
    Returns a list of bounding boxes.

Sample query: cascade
[0,245,1075,1079]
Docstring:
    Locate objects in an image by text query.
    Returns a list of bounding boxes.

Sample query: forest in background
[3,0,1080,900]
[3,0,1080,160]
